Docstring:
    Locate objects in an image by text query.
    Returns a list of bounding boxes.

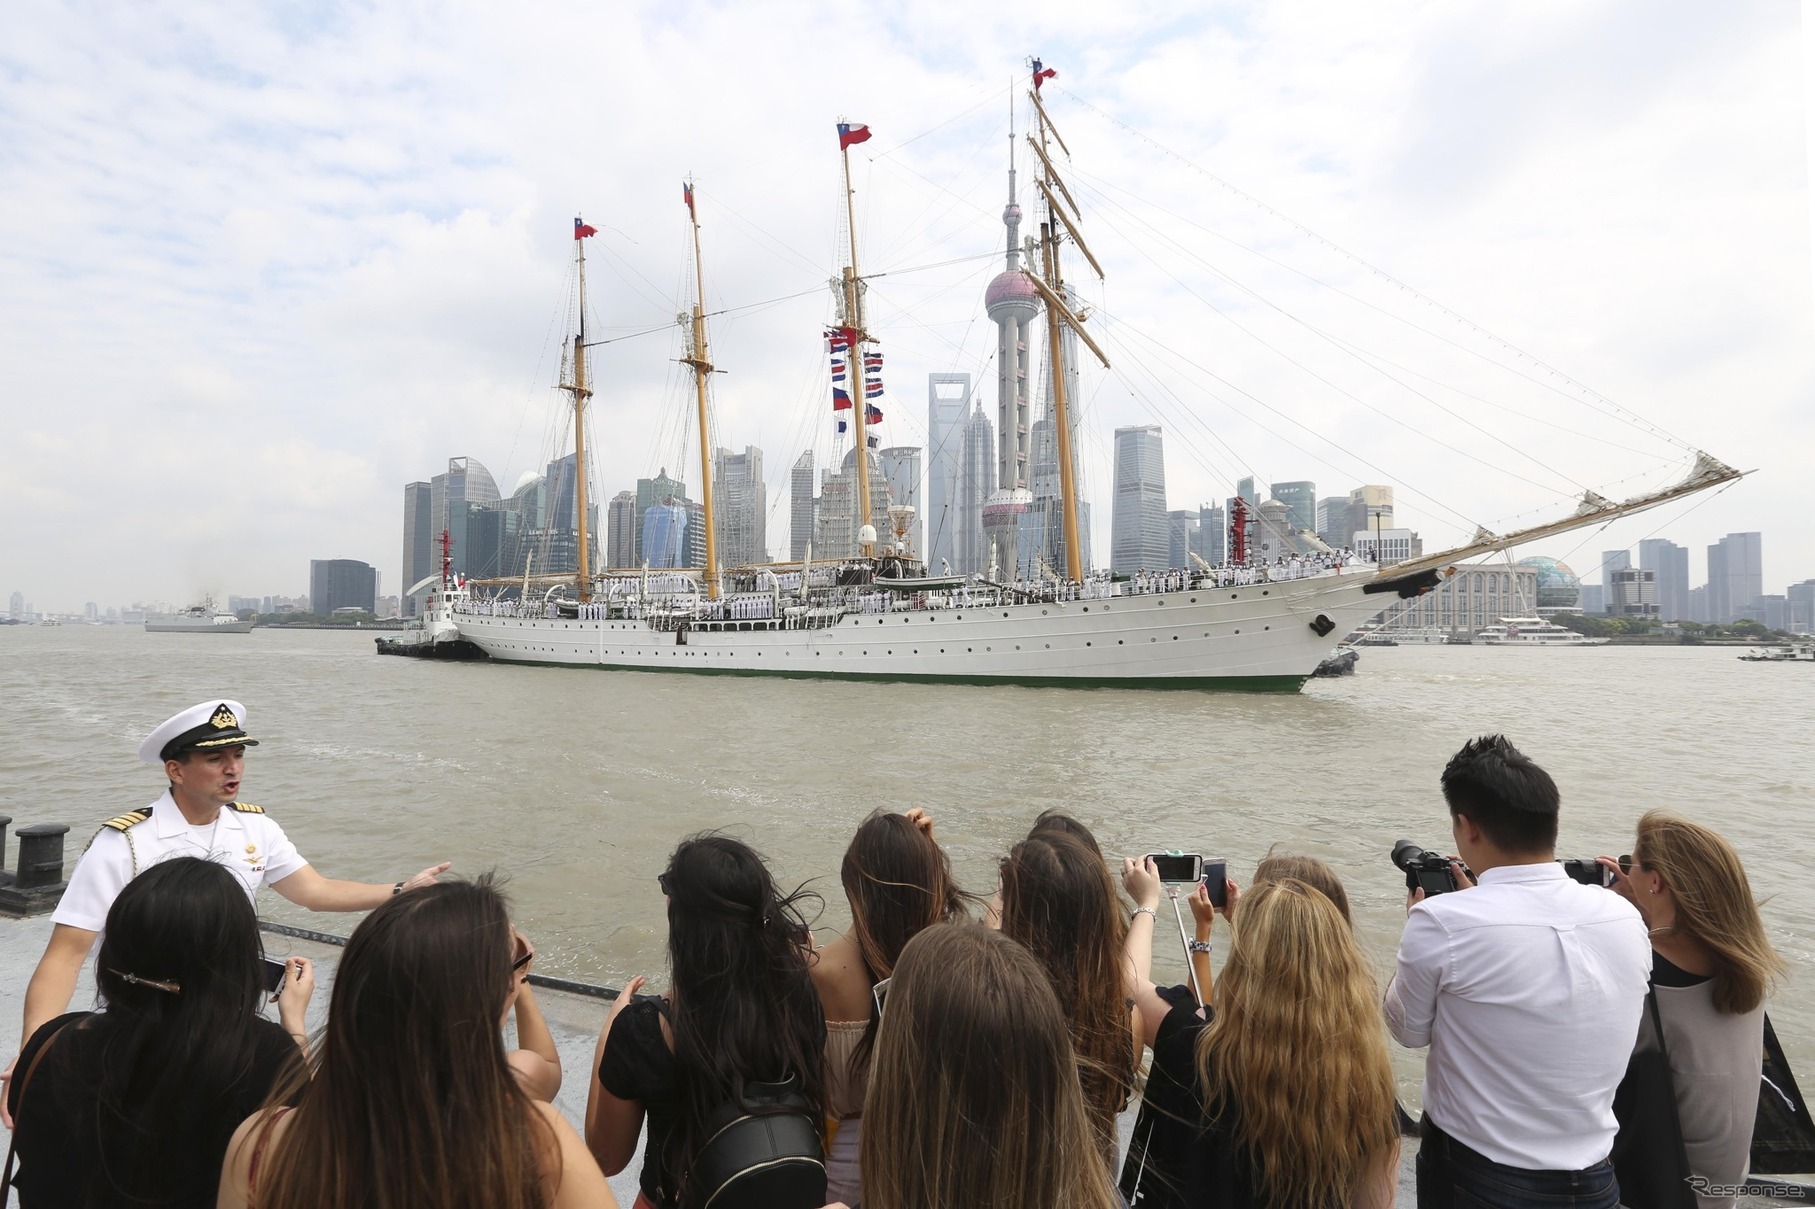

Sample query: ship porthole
[1086,641,1092,647]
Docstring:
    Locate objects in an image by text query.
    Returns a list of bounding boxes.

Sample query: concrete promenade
[0,913,1807,1208]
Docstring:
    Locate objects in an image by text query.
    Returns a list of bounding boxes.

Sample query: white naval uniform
[51,790,309,933]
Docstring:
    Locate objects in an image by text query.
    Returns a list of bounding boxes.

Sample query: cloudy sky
[2,0,1808,611]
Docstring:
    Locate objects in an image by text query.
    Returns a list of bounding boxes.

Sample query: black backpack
[680,1075,826,1209]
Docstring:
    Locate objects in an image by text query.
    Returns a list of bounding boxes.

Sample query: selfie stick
[1166,885,1203,1004]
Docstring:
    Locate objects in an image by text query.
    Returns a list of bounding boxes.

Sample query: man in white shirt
[1385,734,1649,1209]
[1,699,450,1123]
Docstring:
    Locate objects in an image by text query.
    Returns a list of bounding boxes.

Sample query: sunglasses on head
[871,976,892,1021]
[657,871,673,895]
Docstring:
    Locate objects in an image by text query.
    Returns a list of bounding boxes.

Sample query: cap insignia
[210,704,238,730]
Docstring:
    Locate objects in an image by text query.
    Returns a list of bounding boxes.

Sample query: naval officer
[3,700,450,1119]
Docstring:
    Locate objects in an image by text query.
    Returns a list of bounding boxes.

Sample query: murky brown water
[5,624,1810,1101]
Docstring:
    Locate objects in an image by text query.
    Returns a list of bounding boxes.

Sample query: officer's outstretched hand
[401,862,452,892]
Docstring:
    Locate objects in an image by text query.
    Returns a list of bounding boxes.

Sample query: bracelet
[392,881,404,895]
[1131,906,1157,922]
[1188,939,1212,954]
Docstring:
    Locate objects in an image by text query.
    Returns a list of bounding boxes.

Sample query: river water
[5,625,1811,1099]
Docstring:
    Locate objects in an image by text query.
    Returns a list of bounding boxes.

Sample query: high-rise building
[1167,510,1200,569]
[466,505,520,579]
[1354,528,1421,566]
[401,481,433,616]
[1786,579,1815,632]
[1195,504,1227,566]
[814,448,893,559]
[981,128,1041,575]
[1638,539,1690,622]
[429,457,501,579]
[1609,568,1658,618]
[1236,477,1258,507]
[606,491,637,568]
[1315,497,1348,550]
[1707,532,1763,623]
[789,450,815,562]
[686,500,707,569]
[642,501,689,568]
[878,447,924,555]
[309,559,377,614]
[1347,485,1393,546]
[924,374,971,574]
[1686,584,1709,623]
[713,445,767,568]
[8,591,22,620]
[1269,481,1316,535]
[955,404,994,574]
[634,469,686,565]
[1111,426,1168,574]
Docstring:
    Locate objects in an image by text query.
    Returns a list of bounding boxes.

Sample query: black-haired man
[1385,734,1648,1209]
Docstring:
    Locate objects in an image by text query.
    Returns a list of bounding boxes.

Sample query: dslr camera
[1391,840,1473,897]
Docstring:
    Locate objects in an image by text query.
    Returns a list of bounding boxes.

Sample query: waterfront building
[924,374,971,573]
[401,481,432,617]
[789,450,815,562]
[1638,538,1691,622]
[429,457,501,580]
[1707,532,1763,624]
[309,559,377,614]
[8,591,21,620]
[1348,485,1394,547]
[686,501,707,569]
[1786,580,1815,632]
[1025,415,1092,578]
[1595,549,1631,614]
[1236,476,1258,507]
[1515,556,1582,612]
[1256,500,1308,557]
[1167,510,1200,570]
[1270,481,1316,534]
[815,448,893,559]
[1194,503,1227,566]
[713,445,767,567]
[634,468,686,565]
[1686,584,1710,623]
[1354,527,1422,566]
[1315,496,1348,549]
[880,446,924,556]
[465,504,520,578]
[606,491,636,569]
[642,501,688,568]
[1380,561,1539,633]
[1579,585,1605,616]
[1111,426,1168,574]
[1609,567,1658,619]
[956,404,994,574]
[1741,594,1790,630]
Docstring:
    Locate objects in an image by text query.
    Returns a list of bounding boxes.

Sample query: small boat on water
[1738,642,1815,663]
[146,599,252,634]
[1476,616,1608,646]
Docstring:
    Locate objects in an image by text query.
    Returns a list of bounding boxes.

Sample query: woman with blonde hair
[858,922,1120,1209]
[1601,810,1784,1208]
[1120,864,1399,1209]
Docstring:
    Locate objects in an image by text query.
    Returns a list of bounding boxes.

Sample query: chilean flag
[1032,60,1057,89]
[837,122,872,150]
[683,182,695,220]
[574,217,598,240]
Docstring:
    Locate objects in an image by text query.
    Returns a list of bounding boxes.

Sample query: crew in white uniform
[2,699,451,1120]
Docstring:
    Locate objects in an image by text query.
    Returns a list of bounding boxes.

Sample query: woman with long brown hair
[859,922,1120,1209]
[810,808,967,1203]
[218,878,613,1209]
[998,829,1139,1168]
[1602,810,1784,1207]
[1120,864,1399,1209]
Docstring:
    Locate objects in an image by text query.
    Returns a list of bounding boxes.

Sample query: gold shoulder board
[100,810,151,832]
[229,801,266,814]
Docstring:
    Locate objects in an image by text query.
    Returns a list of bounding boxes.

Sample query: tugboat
[376,531,487,661]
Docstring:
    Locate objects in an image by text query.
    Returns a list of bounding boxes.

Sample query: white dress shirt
[53,790,309,932]
[1384,860,1650,1171]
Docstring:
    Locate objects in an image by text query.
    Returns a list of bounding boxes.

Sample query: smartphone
[1202,858,1227,908]
[261,958,289,996]
[1146,852,1204,884]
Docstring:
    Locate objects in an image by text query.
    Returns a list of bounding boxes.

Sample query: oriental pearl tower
[980,110,1042,578]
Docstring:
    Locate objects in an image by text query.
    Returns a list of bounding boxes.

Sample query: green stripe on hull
[481,656,1309,693]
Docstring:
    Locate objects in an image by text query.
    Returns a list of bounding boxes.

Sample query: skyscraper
[401,481,432,616]
[606,491,637,568]
[955,404,994,574]
[1111,426,1168,574]
[642,502,688,568]
[1637,539,1690,623]
[1347,485,1393,547]
[309,559,377,614]
[789,450,815,561]
[981,120,1040,575]
[879,446,923,555]
[428,457,500,579]
[924,373,971,574]
[1236,477,1258,507]
[815,448,893,558]
[1023,278,1091,580]
[1195,503,1227,565]
[1786,579,1815,632]
[634,469,686,564]
[1269,481,1316,535]
[1706,532,1763,623]
[1167,510,1200,569]
[713,445,767,567]
[1315,497,1348,549]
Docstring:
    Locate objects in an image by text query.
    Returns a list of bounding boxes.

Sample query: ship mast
[564,217,597,602]
[680,181,721,598]
[838,125,876,554]
[1028,71,1109,582]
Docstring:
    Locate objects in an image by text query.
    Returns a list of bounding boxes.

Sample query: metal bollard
[15,823,69,889]
[0,815,12,872]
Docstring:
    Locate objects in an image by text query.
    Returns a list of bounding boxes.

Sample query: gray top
[1638,976,1765,1209]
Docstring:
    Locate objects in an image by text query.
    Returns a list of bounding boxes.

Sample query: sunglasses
[657,871,673,895]
[1619,855,1634,876]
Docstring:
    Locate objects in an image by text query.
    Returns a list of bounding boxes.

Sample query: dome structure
[984,269,1039,319]
[1515,556,1581,610]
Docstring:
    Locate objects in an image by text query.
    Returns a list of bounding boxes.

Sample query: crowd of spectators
[0,735,1785,1209]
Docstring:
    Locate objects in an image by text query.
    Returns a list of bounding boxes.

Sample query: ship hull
[145,619,254,633]
[451,572,1400,691]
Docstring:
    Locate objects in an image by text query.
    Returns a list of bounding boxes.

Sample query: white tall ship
[448,70,1739,691]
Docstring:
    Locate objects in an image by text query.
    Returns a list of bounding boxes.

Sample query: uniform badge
[210,704,238,729]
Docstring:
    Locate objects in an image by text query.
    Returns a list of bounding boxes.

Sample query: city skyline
[4,7,1807,611]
